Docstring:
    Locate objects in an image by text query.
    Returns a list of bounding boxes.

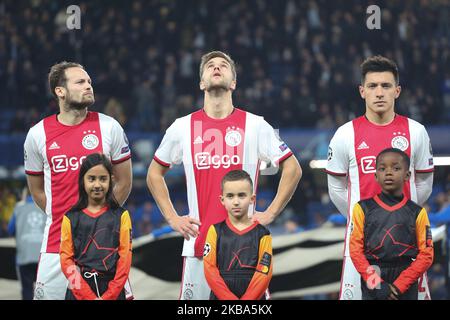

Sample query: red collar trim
[226,217,258,235]
[201,107,238,122]
[82,206,109,218]
[374,194,407,212]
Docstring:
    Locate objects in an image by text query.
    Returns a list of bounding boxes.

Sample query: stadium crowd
[0,0,449,298]
[0,0,448,133]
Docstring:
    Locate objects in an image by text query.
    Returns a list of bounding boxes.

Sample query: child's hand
[373,282,399,300]
[387,284,399,300]
[374,281,391,300]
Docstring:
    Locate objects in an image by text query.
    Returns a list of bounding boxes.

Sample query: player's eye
[382,83,392,88]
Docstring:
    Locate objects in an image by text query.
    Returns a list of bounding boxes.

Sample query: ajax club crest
[391,132,409,151]
[82,130,99,150]
[225,127,242,147]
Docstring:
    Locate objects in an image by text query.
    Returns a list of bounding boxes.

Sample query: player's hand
[251,210,276,226]
[169,215,201,240]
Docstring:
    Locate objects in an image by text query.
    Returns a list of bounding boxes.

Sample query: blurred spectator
[132,79,158,131]
[133,200,163,237]
[0,0,447,133]
[428,190,450,299]
[103,97,127,128]
[0,186,17,237]
[7,187,46,300]
[284,216,305,234]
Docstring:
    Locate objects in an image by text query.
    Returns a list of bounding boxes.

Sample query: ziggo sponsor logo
[194,152,240,170]
[51,155,86,172]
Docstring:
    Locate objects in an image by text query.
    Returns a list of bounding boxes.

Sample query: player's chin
[83,96,95,105]
[206,83,229,91]
[371,105,388,112]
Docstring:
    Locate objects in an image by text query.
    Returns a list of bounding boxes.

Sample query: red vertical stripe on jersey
[190,108,246,257]
[44,112,103,253]
[353,115,411,201]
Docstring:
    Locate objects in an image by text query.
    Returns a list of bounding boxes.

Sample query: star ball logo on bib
[391,132,409,151]
[225,126,242,147]
[82,130,99,150]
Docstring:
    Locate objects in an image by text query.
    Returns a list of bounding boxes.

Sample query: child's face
[84,164,110,203]
[375,152,410,195]
[220,180,255,220]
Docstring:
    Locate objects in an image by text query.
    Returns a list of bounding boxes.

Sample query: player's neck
[365,109,395,125]
[228,215,253,231]
[203,92,233,119]
[57,107,88,126]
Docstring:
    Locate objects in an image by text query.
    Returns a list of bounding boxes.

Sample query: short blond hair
[199,51,236,80]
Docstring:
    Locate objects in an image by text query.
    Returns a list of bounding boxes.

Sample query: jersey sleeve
[153,119,183,167]
[102,210,133,300]
[203,225,239,300]
[60,215,98,300]
[109,119,132,164]
[413,124,434,173]
[240,233,273,300]
[24,127,44,175]
[257,118,293,167]
[393,208,434,294]
[326,126,349,176]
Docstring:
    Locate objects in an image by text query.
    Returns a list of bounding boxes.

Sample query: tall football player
[24,62,132,300]
[147,51,302,300]
[326,56,434,300]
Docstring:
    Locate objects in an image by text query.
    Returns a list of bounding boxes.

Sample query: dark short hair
[48,61,84,99]
[199,51,236,80]
[221,170,253,191]
[70,153,120,211]
[376,148,410,169]
[361,55,399,85]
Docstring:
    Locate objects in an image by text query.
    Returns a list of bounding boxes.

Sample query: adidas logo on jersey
[49,142,60,150]
[357,141,369,150]
[194,136,204,144]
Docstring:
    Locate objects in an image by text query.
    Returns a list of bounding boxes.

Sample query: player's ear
[359,84,365,99]
[251,194,256,203]
[230,79,236,91]
[219,194,224,204]
[199,80,205,91]
[55,86,66,99]
[395,85,401,99]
